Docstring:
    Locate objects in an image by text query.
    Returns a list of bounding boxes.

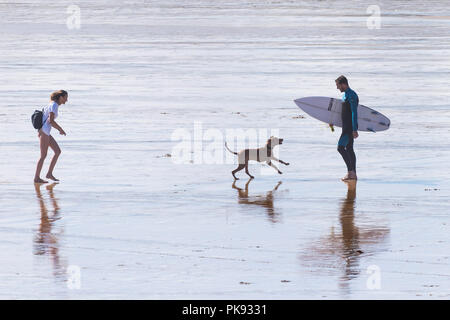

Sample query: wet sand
[1,129,449,299]
[1,0,450,299]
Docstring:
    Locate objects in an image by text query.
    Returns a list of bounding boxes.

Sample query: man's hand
[353,131,359,139]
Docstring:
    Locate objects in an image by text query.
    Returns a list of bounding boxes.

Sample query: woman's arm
[49,112,66,135]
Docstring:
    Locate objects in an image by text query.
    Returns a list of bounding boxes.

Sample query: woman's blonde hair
[50,90,68,102]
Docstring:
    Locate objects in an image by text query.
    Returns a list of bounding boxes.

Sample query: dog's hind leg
[232,164,245,180]
[245,163,254,179]
[267,161,282,174]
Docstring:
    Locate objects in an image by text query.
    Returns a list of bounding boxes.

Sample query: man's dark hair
[335,75,348,85]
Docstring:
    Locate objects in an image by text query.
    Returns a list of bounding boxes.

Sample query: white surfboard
[294,96,390,132]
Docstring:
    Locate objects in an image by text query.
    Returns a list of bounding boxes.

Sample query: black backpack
[31,108,45,129]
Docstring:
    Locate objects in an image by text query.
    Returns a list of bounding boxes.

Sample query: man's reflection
[339,180,361,286]
[34,183,65,277]
[232,179,283,223]
[299,181,390,295]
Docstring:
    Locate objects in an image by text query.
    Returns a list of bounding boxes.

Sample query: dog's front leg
[245,164,254,179]
[271,156,289,166]
[267,160,282,174]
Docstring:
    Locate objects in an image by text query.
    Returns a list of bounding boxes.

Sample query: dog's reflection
[232,179,283,223]
[34,183,65,277]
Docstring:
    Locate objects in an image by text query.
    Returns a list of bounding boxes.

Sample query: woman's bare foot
[45,174,60,182]
[34,178,48,184]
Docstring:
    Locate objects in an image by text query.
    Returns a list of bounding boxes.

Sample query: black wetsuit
[337,88,358,172]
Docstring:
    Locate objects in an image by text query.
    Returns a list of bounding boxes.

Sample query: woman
[34,90,68,184]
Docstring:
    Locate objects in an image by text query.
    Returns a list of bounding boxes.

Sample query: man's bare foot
[34,178,48,184]
[348,171,357,180]
[46,174,59,182]
[342,171,357,181]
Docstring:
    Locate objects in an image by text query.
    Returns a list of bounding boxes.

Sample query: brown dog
[225,136,289,180]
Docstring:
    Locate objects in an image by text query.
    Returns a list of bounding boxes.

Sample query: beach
[0,0,449,299]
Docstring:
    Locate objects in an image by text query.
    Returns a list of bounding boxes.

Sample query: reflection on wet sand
[300,181,390,294]
[34,183,66,277]
[339,180,362,286]
[232,179,283,223]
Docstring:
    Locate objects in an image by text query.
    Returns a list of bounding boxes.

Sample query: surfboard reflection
[34,183,66,278]
[232,179,283,223]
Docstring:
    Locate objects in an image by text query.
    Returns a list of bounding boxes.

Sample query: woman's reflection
[34,183,65,277]
[232,179,283,223]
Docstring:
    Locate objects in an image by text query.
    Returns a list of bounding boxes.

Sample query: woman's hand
[59,129,66,136]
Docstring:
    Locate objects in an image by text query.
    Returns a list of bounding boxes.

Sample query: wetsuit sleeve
[348,92,358,131]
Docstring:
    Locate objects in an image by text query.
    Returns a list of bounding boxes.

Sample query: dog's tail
[224,142,238,155]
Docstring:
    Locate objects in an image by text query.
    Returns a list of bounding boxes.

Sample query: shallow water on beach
[0,0,449,299]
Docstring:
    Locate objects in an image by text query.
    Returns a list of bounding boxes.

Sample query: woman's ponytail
[50,90,68,102]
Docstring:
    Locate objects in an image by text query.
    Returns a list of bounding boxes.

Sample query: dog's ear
[267,138,272,147]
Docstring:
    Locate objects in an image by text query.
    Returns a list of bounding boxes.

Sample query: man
[335,75,358,180]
